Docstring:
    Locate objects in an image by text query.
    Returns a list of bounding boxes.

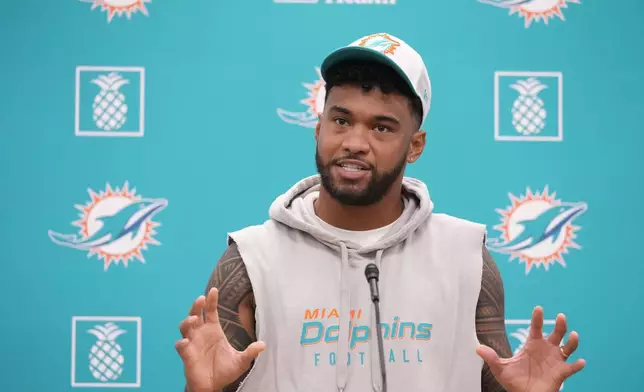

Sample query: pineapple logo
[71,316,142,388]
[88,322,126,382]
[478,0,580,28]
[277,67,326,128]
[79,0,151,23]
[494,71,562,142]
[510,77,548,136]
[91,72,130,132]
[487,186,587,274]
[48,182,167,271]
[76,66,145,137]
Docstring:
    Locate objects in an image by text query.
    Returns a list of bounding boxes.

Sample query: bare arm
[476,246,513,392]
[196,241,257,392]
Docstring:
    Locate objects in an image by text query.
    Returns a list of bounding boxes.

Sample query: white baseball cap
[319,32,432,125]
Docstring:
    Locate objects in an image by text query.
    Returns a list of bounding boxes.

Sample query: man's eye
[374,125,390,133]
[334,118,349,126]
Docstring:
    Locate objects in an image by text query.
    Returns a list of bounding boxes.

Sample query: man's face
[315,84,425,206]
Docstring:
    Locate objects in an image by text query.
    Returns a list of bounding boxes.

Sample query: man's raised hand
[175,288,266,392]
[476,306,585,392]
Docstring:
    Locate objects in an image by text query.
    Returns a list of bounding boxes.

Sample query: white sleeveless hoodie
[229,175,486,392]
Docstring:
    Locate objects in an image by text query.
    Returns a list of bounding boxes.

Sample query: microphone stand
[365,263,387,392]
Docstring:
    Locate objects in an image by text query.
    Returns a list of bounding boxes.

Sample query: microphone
[365,263,387,392]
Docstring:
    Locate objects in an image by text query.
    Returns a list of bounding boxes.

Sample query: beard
[315,148,407,206]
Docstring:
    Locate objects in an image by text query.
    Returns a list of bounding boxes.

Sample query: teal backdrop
[1,0,643,390]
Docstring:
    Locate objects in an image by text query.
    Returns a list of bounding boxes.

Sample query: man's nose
[341,126,370,154]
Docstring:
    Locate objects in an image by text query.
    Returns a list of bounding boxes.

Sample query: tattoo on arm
[477,246,513,392]
[204,241,256,392]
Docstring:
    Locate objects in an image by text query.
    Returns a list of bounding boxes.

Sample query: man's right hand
[175,287,266,392]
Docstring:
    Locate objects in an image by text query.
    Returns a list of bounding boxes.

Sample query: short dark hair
[323,60,423,129]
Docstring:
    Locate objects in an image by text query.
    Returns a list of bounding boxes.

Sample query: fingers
[548,313,568,346]
[179,315,201,339]
[186,296,206,332]
[239,341,267,368]
[475,344,502,372]
[529,305,545,339]
[561,358,586,379]
[190,295,206,319]
[558,328,584,382]
[561,331,579,359]
[175,338,198,363]
[204,287,221,324]
[176,291,223,366]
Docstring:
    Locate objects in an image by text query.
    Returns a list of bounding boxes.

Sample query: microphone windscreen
[365,263,379,280]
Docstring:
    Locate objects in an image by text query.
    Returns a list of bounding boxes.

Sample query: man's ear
[407,129,426,163]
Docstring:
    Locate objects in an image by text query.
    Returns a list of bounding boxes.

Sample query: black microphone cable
[365,263,387,392]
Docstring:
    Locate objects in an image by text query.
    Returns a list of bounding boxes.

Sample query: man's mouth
[338,163,368,172]
[335,159,370,171]
[332,159,372,181]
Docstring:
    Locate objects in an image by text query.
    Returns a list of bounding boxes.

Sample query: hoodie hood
[268,174,434,392]
[268,174,434,254]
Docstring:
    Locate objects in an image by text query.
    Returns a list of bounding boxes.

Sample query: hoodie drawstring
[336,242,350,392]
[370,249,385,392]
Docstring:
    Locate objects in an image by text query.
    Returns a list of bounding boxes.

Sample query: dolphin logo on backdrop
[478,0,580,28]
[486,186,587,274]
[277,67,326,129]
[48,182,167,271]
[79,0,151,22]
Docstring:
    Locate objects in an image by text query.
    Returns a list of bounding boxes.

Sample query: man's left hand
[476,306,586,392]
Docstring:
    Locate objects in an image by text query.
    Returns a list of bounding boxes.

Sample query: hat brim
[320,47,417,98]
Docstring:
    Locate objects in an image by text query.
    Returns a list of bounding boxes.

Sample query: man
[176,33,586,392]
